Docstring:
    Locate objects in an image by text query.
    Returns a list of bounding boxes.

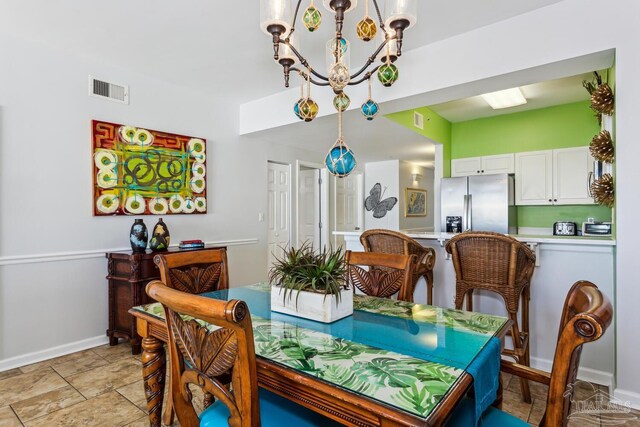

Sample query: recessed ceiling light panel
[481,87,527,109]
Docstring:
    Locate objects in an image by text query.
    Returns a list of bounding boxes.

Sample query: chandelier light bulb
[260,0,292,35]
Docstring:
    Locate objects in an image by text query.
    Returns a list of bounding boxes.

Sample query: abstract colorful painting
[92,120,207,216]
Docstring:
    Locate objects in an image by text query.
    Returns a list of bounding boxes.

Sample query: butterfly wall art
[365,183,398,219]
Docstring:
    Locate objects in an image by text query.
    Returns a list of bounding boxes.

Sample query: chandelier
[260,0,418,177]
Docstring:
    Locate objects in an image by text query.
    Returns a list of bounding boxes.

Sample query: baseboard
[613,389,640,410]
[0,335,109,372]
[530,356,614,392]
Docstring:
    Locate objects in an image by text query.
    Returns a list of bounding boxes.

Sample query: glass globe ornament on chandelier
[260,0,417,177]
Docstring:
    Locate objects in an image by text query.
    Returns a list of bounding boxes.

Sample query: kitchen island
[335,230,616,390]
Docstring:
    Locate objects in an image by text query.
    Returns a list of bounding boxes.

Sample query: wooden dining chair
[154,248,229,294]
[146,281,343,427]
[445,231,536,402]
[446,280,613,426]
[345,250,417,302]
[360,229,437,304]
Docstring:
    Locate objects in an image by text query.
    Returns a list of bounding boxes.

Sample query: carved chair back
[360,229,436,303]
[345,251,417,302]
[146,281,259,427]
[542,281,613,426]
[154,248,229,294]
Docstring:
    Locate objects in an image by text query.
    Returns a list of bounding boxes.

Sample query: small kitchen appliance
[582,221,612,236]
[553,221,577,236]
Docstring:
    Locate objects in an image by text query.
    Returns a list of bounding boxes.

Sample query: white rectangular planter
[270,287,353,323]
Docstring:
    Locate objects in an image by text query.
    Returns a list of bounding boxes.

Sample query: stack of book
[179,239,205,250]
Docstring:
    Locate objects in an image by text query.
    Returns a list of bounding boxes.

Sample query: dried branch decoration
[583,71,615,122]
[591,174,615,208]
[590,130,615,163]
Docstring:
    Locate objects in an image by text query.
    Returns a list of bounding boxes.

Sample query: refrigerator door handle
[462,195,467,231]
[467,194,473,231]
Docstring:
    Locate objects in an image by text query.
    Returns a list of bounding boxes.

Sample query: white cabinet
[515,147,594,205]
[451,154,514,177]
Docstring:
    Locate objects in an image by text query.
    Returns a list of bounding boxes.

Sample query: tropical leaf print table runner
[135,283,507,419]
[251,317,463,417]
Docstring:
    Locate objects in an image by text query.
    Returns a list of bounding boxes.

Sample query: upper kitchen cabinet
[451,153,514,177]
[515,147,594,205]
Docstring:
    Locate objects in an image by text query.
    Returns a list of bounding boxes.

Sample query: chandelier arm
[348,67,381,86]
[348,39,391,80]
[291,68,332,87]
[280,39,330,82]
[288,0,303,37]
[371,0,388,33]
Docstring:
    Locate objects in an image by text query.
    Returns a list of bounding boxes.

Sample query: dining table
[130,283,511,427]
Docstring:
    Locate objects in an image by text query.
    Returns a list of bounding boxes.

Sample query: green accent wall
[451,101,611,227]
[386,107,452,176]
[517,205,611,227]
[451,101,600,157]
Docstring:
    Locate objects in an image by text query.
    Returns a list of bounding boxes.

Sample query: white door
[515,150,553,205]
[267,162,291,271]
[298,168,320,249]
[334,173,363,249]
[553,146,595,205]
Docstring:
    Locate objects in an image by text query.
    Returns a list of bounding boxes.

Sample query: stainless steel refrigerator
[441,174,517,234]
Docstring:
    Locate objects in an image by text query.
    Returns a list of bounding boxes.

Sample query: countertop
[333,231,616,246]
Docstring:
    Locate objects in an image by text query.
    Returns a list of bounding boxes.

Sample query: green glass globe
[378,63,399,87]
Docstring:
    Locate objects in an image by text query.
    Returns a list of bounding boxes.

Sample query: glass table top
[133,283,507,419]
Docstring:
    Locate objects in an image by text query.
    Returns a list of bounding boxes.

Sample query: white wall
[241,0,640,406]
[398,162,434,232]
[364,160,400,230]
[0,32,322,367]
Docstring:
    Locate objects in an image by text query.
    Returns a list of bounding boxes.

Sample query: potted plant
[269,243,353,323]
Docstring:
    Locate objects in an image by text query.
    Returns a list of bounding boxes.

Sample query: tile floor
[0,343,638,426]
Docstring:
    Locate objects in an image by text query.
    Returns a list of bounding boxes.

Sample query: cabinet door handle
[554,199,558,202]
[481,170,485,173]
[477,170,480,174]
[587,171,594,197]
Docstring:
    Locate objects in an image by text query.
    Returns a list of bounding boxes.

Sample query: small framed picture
[405,188,427,217]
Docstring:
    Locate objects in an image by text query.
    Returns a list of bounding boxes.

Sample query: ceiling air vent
[414,111,424,129]
[89,76,129,104]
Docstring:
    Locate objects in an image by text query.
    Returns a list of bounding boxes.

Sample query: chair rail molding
[0,238,259,267]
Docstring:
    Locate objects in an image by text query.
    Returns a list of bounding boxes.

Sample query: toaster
[582,221,612,236]
[553,221,577,236]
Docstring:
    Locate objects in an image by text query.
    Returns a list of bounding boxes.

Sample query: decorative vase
[129,219,148,253]
[270,286,353,323]
[149,218,170,251]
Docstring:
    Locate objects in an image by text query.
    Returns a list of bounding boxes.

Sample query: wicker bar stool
[445,231,536,403]
[360,229,436,304]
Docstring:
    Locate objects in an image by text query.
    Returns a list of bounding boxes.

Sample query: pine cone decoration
[590,130,615,163]
[591,83,615,115]
[591,174,614,208]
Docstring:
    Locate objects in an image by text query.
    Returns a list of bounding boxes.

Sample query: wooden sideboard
[106,246,224,354]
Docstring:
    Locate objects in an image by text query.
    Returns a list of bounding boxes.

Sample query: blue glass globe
[293,98,304,120]
[326,145,356,177]
[361,99,379,120]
